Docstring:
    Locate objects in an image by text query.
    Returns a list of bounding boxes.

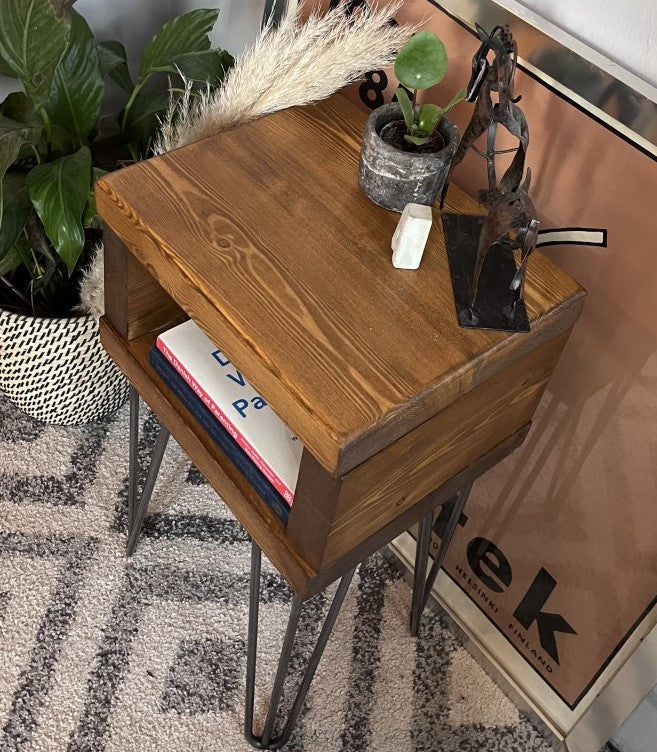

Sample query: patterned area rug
[0,394,556,752]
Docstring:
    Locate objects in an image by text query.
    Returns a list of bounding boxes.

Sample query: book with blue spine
[149,346,291,524]
[155,319,302,505]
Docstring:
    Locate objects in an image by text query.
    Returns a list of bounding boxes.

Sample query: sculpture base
[442,213,530,333]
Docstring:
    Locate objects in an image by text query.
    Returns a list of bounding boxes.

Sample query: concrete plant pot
[359,102,459,212]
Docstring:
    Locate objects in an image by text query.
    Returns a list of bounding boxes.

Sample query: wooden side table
[96,95,584,748]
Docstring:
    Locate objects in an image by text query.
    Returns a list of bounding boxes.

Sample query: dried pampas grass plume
[77,243,105,318]
[155,1,416,154]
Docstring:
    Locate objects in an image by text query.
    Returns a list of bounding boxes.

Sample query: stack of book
[150,320,303,523]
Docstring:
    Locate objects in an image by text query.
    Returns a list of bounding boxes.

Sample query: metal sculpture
[442,24,539,331]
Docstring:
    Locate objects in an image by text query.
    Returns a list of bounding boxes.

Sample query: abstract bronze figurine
[442,24,539,332]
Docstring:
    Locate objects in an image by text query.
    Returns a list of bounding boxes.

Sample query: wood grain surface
[104,230,186,338]
[321,330,570,566]
[96,95,584,475]
[100,317,533,597]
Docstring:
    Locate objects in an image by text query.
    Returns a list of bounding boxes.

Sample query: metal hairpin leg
[126,386,170,556]
[245,542,355,749]
[410,484,473,636]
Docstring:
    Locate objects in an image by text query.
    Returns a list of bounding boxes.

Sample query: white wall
[516,0,657,88]
[75,0,262,70]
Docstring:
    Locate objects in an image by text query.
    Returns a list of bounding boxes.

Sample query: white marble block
[391,203,433,269]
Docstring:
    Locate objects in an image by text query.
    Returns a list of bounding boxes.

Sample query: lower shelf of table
[101,318,326,594]
[100,317,532,599]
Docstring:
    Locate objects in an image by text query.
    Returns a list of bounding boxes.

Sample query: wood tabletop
[96,95,584,476]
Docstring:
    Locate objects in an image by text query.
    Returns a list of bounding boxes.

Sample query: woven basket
[0,309,129,425]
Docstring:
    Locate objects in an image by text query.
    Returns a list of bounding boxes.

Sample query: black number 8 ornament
[359,70,389,109]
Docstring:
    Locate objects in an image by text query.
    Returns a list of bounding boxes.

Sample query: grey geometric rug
[0,394,556,752]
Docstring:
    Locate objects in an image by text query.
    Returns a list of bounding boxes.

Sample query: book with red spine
[156,320,302,504]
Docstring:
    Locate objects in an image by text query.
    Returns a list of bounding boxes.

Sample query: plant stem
[24,212,54,265]
[38,108,53,154]
[29,144,42,165]
[411,88,419,130]
[29,244,43,276]
[121,78,147,135]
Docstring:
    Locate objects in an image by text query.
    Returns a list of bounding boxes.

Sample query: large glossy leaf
[51,0,78,16]
[176,48,234,87]
[122,89,170,157]
[0,173,31,257]
[27,146,91,274]
[97,40,135,93]
[0,92,38,125]
[0,54,17,77]
[0,116,39,173]
[0,115,41,224]
[394,30,448,91]
[138,9,219,82]
[0,242,24,276]
[0,231,32,277]
[82,167,106,227]
[44,10,104,145]
[0,0,69,107]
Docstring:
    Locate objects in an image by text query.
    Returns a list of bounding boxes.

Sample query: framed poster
[305,0,657,744]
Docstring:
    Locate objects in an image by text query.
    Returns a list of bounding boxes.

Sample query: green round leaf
[394,30,448,91]
[417,103,442,135]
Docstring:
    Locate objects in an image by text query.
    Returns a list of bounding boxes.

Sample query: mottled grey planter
[359,103,459,212]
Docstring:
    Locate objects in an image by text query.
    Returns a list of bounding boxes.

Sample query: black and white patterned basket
[0,309,129,425]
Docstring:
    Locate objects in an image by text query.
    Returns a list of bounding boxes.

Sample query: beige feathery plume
[155,1,416,154]
[77,243,105,318]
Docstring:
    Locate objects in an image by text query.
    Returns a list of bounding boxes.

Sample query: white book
[156,320,302,504]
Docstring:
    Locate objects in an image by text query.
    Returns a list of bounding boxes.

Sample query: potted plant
[0,0,232,425]
[359,30,465,212]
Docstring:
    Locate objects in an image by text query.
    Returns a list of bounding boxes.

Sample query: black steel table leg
[245,542,355,750]
[410,508,434,636]
[124,389,475,743]
[128,386,140,530]
[125,388,171,556]
[410,483,473,636]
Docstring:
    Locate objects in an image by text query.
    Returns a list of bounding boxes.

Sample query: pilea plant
[393,30,465,148]
[0,0,232,317]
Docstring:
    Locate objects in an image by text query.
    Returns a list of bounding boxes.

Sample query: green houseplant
[359,30,464,212]
[391,30,465,149]
[0,0,232,424]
